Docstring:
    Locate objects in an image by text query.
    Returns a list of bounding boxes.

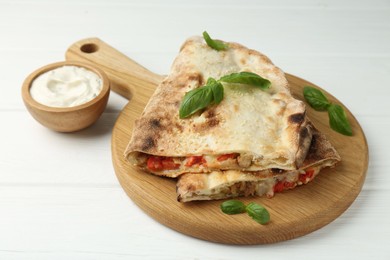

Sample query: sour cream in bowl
[22,61,110,132]
[30,65,103,108]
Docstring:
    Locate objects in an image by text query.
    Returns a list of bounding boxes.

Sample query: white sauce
[30,65,102,107]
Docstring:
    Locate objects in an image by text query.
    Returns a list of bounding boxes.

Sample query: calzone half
[177,127,341,202]
[125,36,313,177]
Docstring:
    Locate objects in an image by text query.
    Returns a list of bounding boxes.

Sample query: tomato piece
[185,156,205,167]
[147,156,180,171]
[299,168,315,183]
[161,158,180,170]
[306,168,315,179]
[274,180,296,193]
[273,181,285,193]
[147,156,163,171]
[217,153,239,161]
[284,181,296,189]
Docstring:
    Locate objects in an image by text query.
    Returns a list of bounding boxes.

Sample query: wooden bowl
[22,61,110,132]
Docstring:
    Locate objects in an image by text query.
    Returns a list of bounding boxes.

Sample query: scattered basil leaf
[245,202,270,225]
[303,86,353,136]
[179,84,214,119]
[220,72,271,90]
[303,86,331,111]
[328,104,353,136]
[220,200,271,225]
[203,31,228,51]
[220,200,247,215]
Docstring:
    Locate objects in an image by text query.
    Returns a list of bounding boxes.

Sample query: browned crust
[294,116,313,168]
[302,125,341,167]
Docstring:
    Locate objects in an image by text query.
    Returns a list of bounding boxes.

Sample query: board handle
[65,38,164,100]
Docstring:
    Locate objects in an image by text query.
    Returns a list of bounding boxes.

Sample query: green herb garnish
[203,31,228,51]
[303,86,352,136]
[207,78,224,104]
[220,200,247,215]
[179,72,270,119]
[220,200,270,225]
[179,77,223,119]
[220,72,271,90]
[328,104,353,136]
[246,202,271,225]
[303,86,330,111]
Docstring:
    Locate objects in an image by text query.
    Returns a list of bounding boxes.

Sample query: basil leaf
[246,202,270,225]
[220,200,247,215]
[203,31,228,51]
[208,78,224,104]
[179,72,270,119]
[328,104,353,136]
[220,72,271,90]
[303,86,331,111]
[179,85,214,119]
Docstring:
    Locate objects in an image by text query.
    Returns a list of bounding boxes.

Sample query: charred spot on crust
[204,108,215,119]
[187,73,204,86]
[247,49,258,56]
[175,122,184,133]
[174,100,181,108]
[304,134,321,162]
[289,113,305,124]
[307,134,318,155]
[298,126,310,145]
[295,124,313,168]
[205,108,220,127]
[149,118,162,129]
[207,117,220,128]
[141,136,156,151]
[195,108,220,130]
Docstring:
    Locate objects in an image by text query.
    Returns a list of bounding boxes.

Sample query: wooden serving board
[66,38,369,245]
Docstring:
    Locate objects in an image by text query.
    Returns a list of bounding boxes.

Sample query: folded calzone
[125,36,313,177]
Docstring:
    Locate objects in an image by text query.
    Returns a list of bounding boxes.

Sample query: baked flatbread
[177,127,340,202]
[124,36,312,177]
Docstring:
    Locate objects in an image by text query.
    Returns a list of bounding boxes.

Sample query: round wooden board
[111,74,368,245]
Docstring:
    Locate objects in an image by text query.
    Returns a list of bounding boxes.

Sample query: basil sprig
[179,72,270,119]
[203,31,228,51]
[303,86,352,136]
[220,200,270,225]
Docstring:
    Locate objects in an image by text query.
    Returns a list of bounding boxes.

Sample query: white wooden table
[1,0,388,259]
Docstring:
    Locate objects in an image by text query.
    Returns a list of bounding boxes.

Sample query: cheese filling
[139,153,278,176]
